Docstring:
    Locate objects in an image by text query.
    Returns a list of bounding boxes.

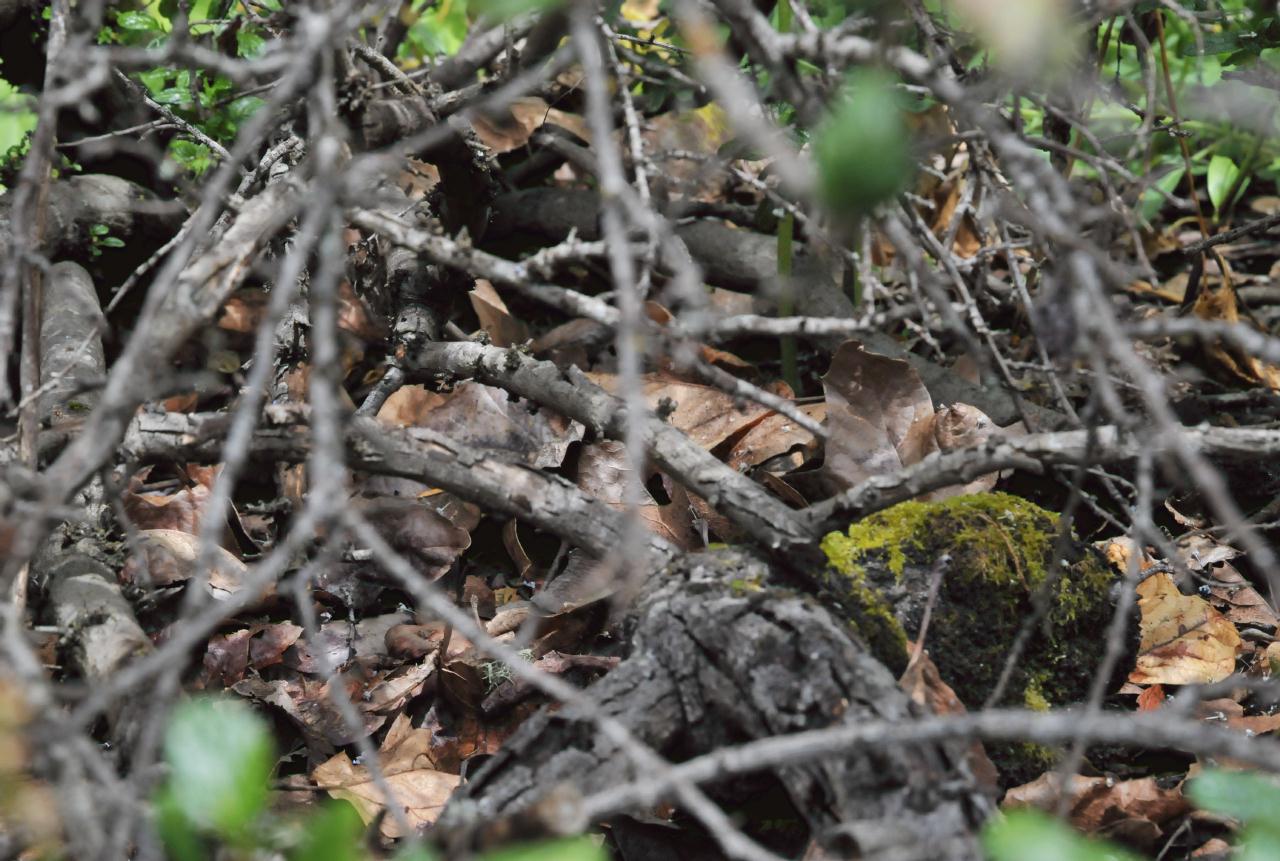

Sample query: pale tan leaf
[1128,573,1242,686]
[311,751,460,839]
[468,279,528,348]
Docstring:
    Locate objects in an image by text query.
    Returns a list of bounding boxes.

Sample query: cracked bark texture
[439,549,989,860]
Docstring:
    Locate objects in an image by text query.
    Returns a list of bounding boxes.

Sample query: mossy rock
[820,492,1118,784]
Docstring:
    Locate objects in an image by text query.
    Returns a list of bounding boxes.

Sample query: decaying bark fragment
[438,549,991,860]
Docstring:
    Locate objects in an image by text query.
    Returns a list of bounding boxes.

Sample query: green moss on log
[820,492,1117,783]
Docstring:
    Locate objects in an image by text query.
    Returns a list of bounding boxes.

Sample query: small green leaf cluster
[95,1,272,178]
[89,223,126,258]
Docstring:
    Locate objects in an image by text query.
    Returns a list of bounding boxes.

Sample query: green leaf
[472,0,562,23]
[1188,769,1280,824]
[1138,164,1185,224]
[477,837,609,861]
[227,95,265,124]
[98,236,125,248]
[404,0,471,57]
[155,787,208,861]
[1207,154,1241,217]
[983,810,1143,861]
[236,27,266,58]
[0,77,37,158]
[813,70,914,219]
[90,223,109,236]
[170,139,214,175]
[117,10,162,31]
[162,697,274,839]
[288,802,364,861]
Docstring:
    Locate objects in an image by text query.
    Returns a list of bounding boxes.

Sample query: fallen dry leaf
[725,404,826,472]
[1136,684,1166,712]
[899,648,999,794]
[587,372,771,451]
[1129,573,1242,686]
[819,341,1006,497]
[120,529,250,599]
[201,622,303,687]
[469,280,529,348]
[1192,281,1280,390]
[471,97,590,154]
[312,737,460,838]
[575,440,699,550]
[359,496,472,582]
[1204,560,1280,631]
[1003,772,1189,849]
[377,382,581,469]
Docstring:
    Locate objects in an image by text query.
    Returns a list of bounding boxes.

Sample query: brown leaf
[1136,684,1166,712]
[201,622,303,687]
[469,280,529,348]
[1003,772,1189,848]
[472,98,590,154]
[1192,282,1280,390]
[586,372,771,451]
[918,403,1007,500]
[1129,573,1242,686]
[232,676,356,749]
[725,404,825,472]
[120,529,250,599]
[311,738,460,839]
[898,648,999,794]
[385,622,472,662]
[377,382,580,468]
[576,440,699,550]
[819,341,936,493]
[217,288,266,334]
[1205,561,1280,630]
[360,497,471,581]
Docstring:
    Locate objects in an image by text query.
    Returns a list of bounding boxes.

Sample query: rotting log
[436,549,992,860]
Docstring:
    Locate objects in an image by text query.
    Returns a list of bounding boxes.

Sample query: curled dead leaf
[121,529,250,599]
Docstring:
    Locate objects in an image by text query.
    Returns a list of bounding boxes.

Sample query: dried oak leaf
[1003,772,1189,849]
[1205,561,1280,631]
[898,648,999,795]
[725,404,826,472]
[120,529,250,599]
[311,727,461,839]
[1129,573,1242,686]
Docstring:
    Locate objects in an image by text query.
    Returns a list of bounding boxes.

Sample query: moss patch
[821,492,1117,784]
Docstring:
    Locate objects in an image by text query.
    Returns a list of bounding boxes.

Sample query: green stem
[777,210,799,394]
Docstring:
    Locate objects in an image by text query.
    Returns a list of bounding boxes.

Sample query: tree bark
[438,549,991,860]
